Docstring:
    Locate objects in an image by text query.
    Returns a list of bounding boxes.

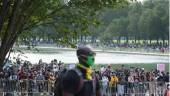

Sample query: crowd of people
[0,58,64,96]
[0,58,169,96]
[93,42,169,53]
[96,65,169,96]
[0,50,169,96]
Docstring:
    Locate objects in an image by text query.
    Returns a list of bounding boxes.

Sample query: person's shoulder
[60,68,84,94]
[58,68,82,81]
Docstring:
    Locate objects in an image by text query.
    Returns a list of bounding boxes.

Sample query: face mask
[87,56,94,66]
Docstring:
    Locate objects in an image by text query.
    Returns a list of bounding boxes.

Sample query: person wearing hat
[54,46,101,96]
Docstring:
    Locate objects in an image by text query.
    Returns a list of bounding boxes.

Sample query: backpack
[54,68,98,96]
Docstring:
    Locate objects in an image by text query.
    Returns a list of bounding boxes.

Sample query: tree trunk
[168,40,169,46]
[162,39,165,46]
[0,39,14,69]
[80,35,83,43]
[117,38,119,44]
[94,37,96,43]
[126,36,129,44]
[134,37,136,43]
[156,38,159,45]
[0,0,10,34]
[0,31,17,69]
[0,48,9,69]
[118,36,121,44]
[0,0,21,70]
[91,36,94,43]
[150,39,152,44]
[84,35,87,44]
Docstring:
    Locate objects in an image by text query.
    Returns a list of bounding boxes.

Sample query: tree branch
[0,0,10,35]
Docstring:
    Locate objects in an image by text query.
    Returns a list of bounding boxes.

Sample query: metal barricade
[0,79,55,96]
[99,81,167,96]
[0,79,168,96]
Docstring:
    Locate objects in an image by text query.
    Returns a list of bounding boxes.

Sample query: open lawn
[93,63,170,72]
[13,46,169,54]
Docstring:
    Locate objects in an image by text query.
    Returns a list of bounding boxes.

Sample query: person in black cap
[54,46,101,96]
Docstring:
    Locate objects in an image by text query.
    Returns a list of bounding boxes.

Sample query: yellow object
[77,64,92,80]
[109,76,118,87]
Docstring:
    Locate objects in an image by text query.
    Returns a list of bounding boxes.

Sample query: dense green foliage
[21,0,169,47]
[0,0,133,67]
[91,0,169,44]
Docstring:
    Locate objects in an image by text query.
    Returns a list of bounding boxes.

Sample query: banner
[157,64,165,72]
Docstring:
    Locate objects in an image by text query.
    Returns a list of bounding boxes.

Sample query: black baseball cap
[76,46,96,56]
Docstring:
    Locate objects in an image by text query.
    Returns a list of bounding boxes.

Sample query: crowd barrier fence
[0,79,168,96]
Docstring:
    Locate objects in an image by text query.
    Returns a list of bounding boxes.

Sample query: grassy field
[93,63,170,72]
[112,40,169,44]
[13,46,169,54]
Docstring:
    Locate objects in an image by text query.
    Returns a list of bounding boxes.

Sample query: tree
[127,2,142,43]
[0,0,63,68]
[138,0,169,44]
[153,0,169,44]
[0,0,134,68]
[88,0,169,46]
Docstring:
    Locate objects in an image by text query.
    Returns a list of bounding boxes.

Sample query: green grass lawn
[14,46,169,54]
[93,63,170,72]
[112,40,169,44]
